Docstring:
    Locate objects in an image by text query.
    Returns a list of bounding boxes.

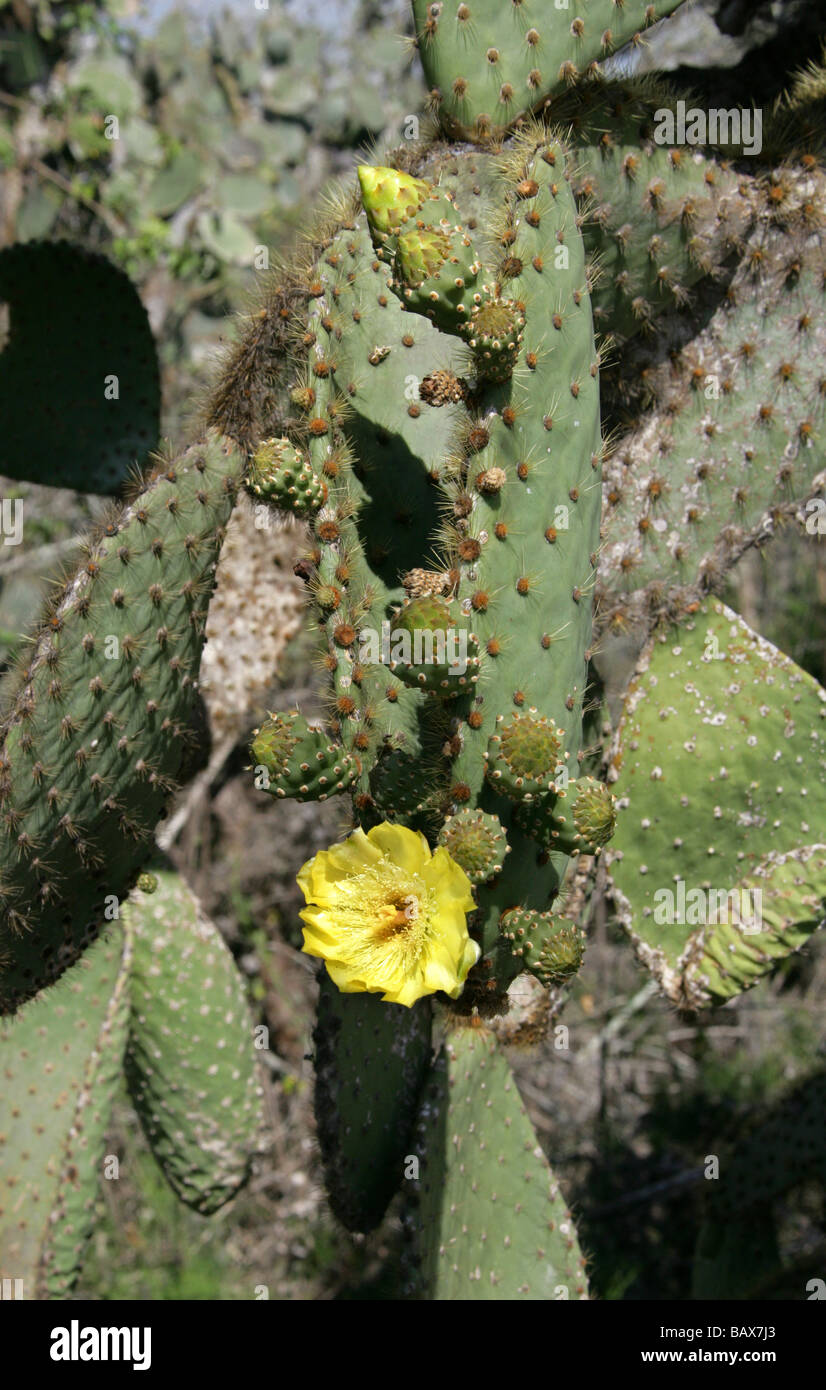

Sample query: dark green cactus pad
[0,928,131,1298]
[556,82,753,340]
[411,0,682,140]
[369,742,447,828]
[693,1069,826,1298]
[124,867,268,1216]
[313,970,432,1233]
[608,600,826,1006]
[410,1026,589,1298]
[500,906,585,985]
[0,241,160,493]
[0,432,243,1014]
[246,437,327,515]
[437,807,509,884]
[599,188,826,624]
[251,710,359,801]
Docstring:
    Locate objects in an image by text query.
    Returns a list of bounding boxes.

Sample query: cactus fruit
[123,867,268,1215]
[500,907,585,985]
[437,807,509,884]
[389,595,480,696]
[410,1025,589,1298]
[251,710,360,800]
[0,241,160,493]
[514,776,617,855]
[0,432,243,1014]
[0,929,132,1297]
[484,710,566,802]
[608,601,826,1007]
[246,437,327,515]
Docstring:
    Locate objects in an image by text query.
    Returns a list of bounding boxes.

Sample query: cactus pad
[0,433,243,1014]
[0,928,131,1297]
[313,972,432,1232]
[124,867,268,1215]
[608,600,826,1006]
[411,1026,589,1298]
[0,241,160,493]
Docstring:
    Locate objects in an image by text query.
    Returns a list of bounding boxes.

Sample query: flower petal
[298,828,384,907]
[382,973,429,1007]
[367,822,430,876]
[423,846,476,913]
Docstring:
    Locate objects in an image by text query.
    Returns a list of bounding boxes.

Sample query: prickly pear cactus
[411,0,682,141]
[0,929,132,1298]
[0,241,160,493]
[409,1025,589,1298]
[312,973,432,1232]
[607,601,826,1006]
[123,867,268,1215]
[3,0,826,1301]
[0,432,243,1013]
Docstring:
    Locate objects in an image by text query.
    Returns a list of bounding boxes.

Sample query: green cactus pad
[0,928,131,1298]
[313,971,432,1232]
[246,437,327,514]
[516,776,617,854]
[438,807,509,884]
[608,600,826,1006]
[485,709,565,801]
[389,596,480,696]
[0,241,160,493]
[555,82,753,340]
[0,432,243,1014]
[124,867,268,1215]
[412,0,682,141]
[500,907,585,986]
[411,1026,589,1298]
[599,194,826,624]
[251,710,359,801]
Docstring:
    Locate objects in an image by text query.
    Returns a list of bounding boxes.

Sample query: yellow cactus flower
[297,823,479,1007]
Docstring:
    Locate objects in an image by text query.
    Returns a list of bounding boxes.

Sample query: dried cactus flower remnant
[297,823,479,1006]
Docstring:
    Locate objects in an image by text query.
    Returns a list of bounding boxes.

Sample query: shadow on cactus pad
[0,241,160,494]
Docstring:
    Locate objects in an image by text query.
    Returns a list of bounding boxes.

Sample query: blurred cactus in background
[1,0,825,1300]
